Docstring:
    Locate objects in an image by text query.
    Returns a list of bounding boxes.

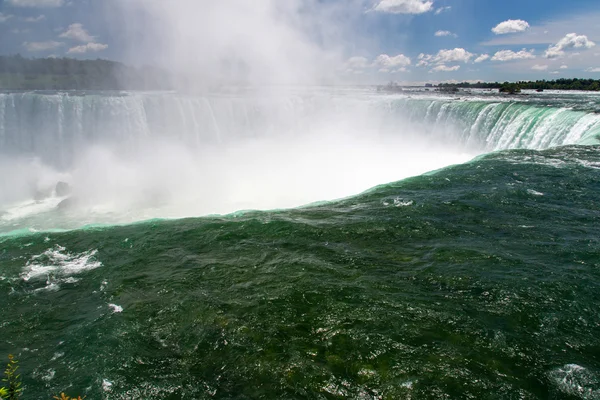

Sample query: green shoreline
[437,78,600,92]
[2,55,600,91]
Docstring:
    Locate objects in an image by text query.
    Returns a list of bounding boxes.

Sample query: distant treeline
[0,55,173,90]
[437,78,600,91]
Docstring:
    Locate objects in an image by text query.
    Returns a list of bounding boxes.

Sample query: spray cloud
[0,0,478,233]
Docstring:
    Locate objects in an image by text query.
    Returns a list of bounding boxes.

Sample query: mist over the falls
[0,89,477,232]
[108,0,359,88]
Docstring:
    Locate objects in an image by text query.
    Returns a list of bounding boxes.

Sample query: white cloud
[435,6,451,15]
[418,48,474,66]
[491,49,536,62]
[23,14,45,22]
[0,13,14,22]
[67,42,109,54]
[346,56,369,69]
[435,30,457,38]
[430,65,460,72]
[586,67,600,72]
[560,65,568,69]
[544,33,595,59]
[492,19,530,35]
[374,53,411,68]
[531,64,548,71]
[6,0,63,6]
[59,23,95,42]
[23,40,64,52]
[434,48,473,63]
[550,71,560,75]
[474,54,490,63]
[482,12,600,47]
[373,0,433,14]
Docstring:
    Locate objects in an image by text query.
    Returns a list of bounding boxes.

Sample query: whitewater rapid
[1,88,599,233]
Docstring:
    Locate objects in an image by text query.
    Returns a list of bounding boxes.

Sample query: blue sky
[1,0,600,83]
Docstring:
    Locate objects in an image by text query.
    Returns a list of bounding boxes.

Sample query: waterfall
[1,91,599,170]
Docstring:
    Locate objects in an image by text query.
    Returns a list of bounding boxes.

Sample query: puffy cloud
[23,40,64,51]
[430,65,460,72]
[544,33,595,59]
[67,42,109,54]
[5,0,63,6]
[373,0,433,14]
[491,49,535,61]
[531,64,548,71]
[374,53,411,68]
[435,6,451,15]
[474,54,490,63]
[23,14,45,22]
[0,13,14,22]
[346,56,369,69]
[418,48,474,66]
[59,23,95,42]
[550,71,560,75]
[560,65,568,69]
[435,30,457,38]
[586,67,600,72]
[432,48,473,63]
[492,19,530,35]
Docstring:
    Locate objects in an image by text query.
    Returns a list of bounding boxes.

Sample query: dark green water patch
[1,146,600,399]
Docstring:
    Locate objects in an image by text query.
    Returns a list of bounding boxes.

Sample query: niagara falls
[1,0,600,399]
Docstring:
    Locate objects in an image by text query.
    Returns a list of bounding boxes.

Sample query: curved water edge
[1,90,600,234]
[2,144,598,241]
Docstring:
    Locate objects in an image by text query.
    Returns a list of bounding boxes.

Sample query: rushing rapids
[2,88,600,399]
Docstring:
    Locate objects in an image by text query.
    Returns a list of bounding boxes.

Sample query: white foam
[0,197,63,222]
[548,364,600,399]
[394,198,414,207]
[109,304,123,313]
[34,282,60,293]
[527,189,544,196]
[21,245,102,282]
[102,379,113,392]
[401,381,414,389]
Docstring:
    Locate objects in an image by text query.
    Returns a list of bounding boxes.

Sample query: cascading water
[389,98,600,149]
[2,91,600,168]
[1,89,600,233]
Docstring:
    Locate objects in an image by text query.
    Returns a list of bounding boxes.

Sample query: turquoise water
[1,90,600,399]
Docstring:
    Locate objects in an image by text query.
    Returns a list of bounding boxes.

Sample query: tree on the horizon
[437,78,600,91]
[0,55,173,90]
